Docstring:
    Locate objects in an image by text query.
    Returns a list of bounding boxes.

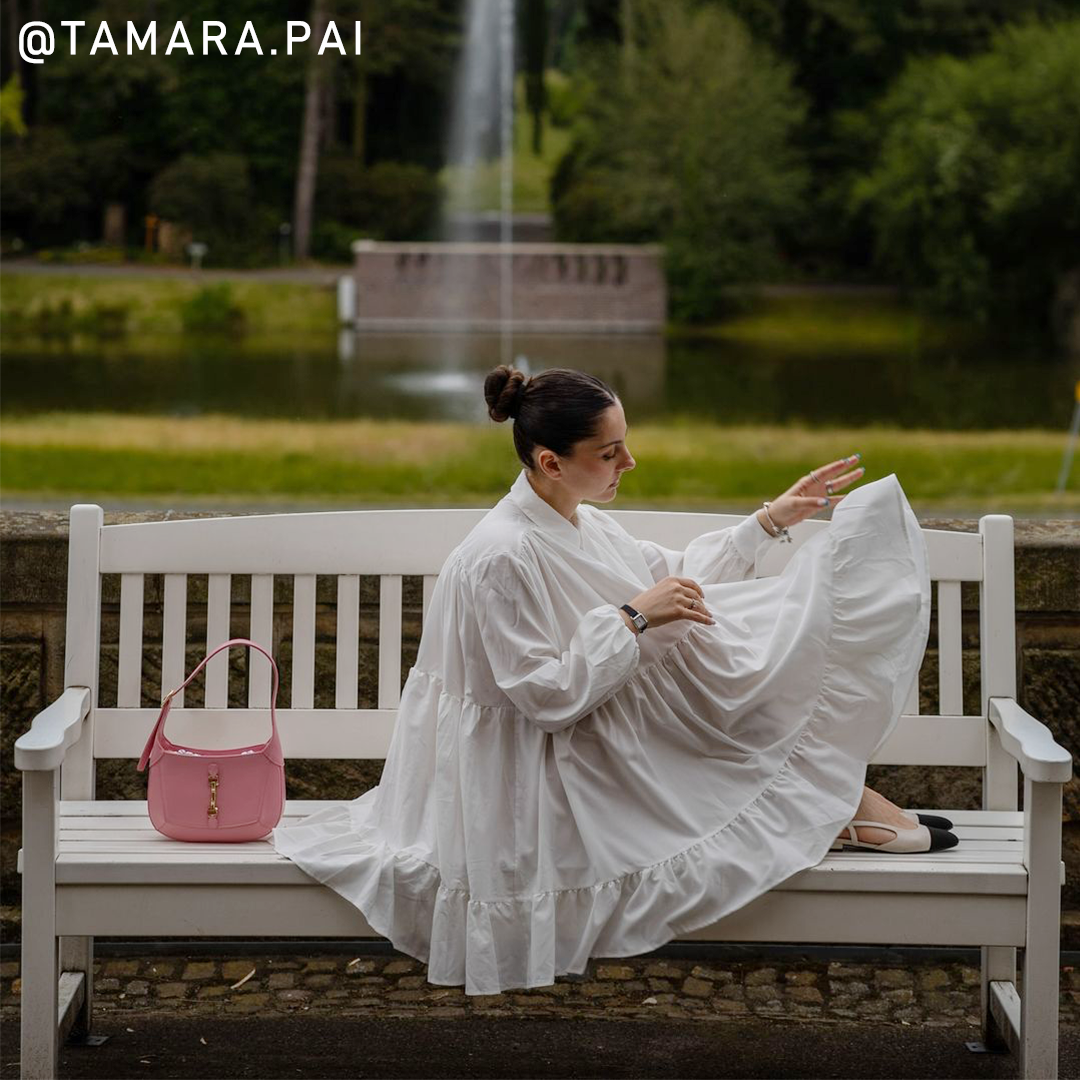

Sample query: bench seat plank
[50,883,1029,947]
[19,801,1064,895]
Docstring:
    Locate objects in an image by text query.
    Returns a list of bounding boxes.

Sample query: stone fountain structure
[348,0,666,337]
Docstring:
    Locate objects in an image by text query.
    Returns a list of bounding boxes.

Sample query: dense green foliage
[550,0,1080,330]
[717,0,1080,267]
[851,19,1080,326]
[2,0,1079,335]
[178,284,247,333]
[314,157,442,247]
[149,153,271,266]
[0,0,458,259]
[552,0,808,320]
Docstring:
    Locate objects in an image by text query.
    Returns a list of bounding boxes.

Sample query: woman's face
[568,400,636,502]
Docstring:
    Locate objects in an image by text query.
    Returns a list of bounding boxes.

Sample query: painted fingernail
[852,452,861,460]
[820,498,829,505]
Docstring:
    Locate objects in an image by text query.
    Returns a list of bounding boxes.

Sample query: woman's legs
[835,785,919,845]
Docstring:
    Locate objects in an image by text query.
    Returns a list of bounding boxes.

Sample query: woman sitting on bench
[271,363,956,998]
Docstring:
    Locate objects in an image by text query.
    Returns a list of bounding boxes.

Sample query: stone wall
[350,241,667,332]
[2,509,1077,943]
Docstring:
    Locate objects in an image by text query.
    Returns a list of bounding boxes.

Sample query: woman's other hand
[628,575,715,630]
[762,453,866,532]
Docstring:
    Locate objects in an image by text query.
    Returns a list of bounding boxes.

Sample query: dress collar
[507,468,584,549]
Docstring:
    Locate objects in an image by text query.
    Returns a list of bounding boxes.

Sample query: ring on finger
[690,598,698,610]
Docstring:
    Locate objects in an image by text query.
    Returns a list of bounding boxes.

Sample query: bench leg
[980,945,1015,1052]
[1019,777,1062,1080]
[20,770,59,1080]
[59,935,95,1037]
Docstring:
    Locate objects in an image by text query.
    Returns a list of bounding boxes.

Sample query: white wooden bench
[15,502,1071,1079]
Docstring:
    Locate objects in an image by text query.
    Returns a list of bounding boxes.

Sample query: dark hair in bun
[484,364,618,470]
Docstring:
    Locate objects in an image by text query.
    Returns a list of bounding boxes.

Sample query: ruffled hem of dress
[271,476,931,997]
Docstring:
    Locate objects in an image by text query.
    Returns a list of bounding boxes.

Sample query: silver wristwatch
[620,603,648,634]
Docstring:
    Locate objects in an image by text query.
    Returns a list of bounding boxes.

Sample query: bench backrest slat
[336,575,361,710]
[163,573,187,708]
[980,515,1019,813]
[99,509,485,574]
[937,579,964,716]
[291,574,317,709]
[378,575,403,709]
[118,573,144,709]
[248,574,275,709]
[206,574,232,707]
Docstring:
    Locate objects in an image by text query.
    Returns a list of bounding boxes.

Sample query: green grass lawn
[671,292,981,354]
[0,273,337,336]
[1,413,1074,514]
[0,271,972,351]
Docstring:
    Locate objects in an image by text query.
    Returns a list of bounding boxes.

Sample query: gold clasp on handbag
[207,775,219,817]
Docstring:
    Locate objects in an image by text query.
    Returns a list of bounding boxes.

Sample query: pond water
[1,329,1076,430]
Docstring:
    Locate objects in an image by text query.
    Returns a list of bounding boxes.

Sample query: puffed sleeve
[637,511,775,586]
[470,550,641,733]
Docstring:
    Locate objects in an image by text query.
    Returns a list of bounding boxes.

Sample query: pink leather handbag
[137,637,286,842]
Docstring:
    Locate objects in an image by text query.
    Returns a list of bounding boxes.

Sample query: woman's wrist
[618,607,642,635]
[756,507,778,537]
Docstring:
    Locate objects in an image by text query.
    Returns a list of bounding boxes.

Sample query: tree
[0,74,27,137]
[552,0,807,320]
[851,18,1080,330]
[522,0,548,155]
[339,0,459,165]
[293,0,331,261]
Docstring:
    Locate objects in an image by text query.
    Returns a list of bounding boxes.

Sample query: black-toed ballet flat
[830,821,960,853]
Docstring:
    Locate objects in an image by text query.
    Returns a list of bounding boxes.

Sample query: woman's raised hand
[766,454,866,531]
[629,575,716,629]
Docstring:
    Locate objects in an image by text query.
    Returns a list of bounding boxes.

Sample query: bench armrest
[988,696,1072,784]
[13,687,92,771]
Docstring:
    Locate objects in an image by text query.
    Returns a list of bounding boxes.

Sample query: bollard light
[186,241,208,270]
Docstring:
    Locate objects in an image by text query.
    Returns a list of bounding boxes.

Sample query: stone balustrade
[350,241,667,332]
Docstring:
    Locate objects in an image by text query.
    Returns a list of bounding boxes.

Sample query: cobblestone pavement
[3,951,1080,1026]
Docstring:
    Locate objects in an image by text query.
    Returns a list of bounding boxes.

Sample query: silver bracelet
[762,501,793,543]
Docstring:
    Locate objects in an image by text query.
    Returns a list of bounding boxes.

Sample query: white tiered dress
[270,467,931,996]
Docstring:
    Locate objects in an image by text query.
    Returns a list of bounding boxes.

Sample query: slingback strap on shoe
[829,819,959,853]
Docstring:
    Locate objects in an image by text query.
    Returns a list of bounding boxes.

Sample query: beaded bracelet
[761,501,793,543]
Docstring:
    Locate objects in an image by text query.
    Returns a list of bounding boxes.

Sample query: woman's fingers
[674,578,712,620]
[828,456,854,471]
[830,470,863,489]
[818,455,860,474]
[678,576,705,599]
[685,596,715,622]
[804,494,847,510]
[814,457,864,485]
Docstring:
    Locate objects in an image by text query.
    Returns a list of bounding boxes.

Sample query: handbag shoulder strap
[137,638,280,772]
[165,637,279,706]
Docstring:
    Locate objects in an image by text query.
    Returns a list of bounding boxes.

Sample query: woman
[271,365,956,997]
